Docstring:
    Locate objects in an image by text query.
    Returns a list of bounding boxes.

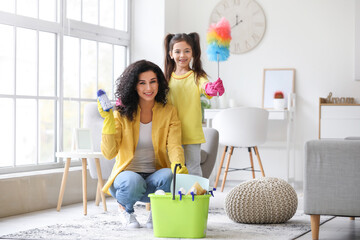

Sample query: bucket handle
[172,163,182,200]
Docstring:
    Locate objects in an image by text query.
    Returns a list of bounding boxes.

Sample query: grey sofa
[83,102,219,180]
[304,139,360,240]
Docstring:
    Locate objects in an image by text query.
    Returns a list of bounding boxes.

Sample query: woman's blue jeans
[109,168,172,213]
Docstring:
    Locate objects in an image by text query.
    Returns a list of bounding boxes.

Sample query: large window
[0,0,129,173]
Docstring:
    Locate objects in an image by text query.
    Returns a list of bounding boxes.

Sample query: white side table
[55,152,107,215]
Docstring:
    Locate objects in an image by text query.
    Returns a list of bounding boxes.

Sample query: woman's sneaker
[146,211,153,229]
[119,210,140,228]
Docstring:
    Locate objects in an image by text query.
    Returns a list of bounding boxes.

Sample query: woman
[98,60,187,229]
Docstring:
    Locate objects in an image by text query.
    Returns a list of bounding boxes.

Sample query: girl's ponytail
[164,34,175,82]
[188,32,207,82]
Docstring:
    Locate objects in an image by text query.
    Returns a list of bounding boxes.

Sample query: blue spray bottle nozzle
[178,191,183,201]
[191,192,195,201]
[97,89,106,97]
[208,187,216,197]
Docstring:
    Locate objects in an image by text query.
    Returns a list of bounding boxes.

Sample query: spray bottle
[97,89,113,112]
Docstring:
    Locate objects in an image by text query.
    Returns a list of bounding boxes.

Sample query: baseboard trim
[0,167,98,218]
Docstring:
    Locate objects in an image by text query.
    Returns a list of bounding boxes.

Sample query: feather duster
[206,17,232,62]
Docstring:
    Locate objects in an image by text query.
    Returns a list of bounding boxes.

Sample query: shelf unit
[319,98,360,139]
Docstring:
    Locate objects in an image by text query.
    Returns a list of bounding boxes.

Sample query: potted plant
[273,91,285,110]
[200,94,211,123]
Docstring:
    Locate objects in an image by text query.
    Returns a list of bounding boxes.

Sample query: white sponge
[154,189,166,195]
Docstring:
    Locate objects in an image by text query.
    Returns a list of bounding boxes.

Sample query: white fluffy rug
[1,193,333,240]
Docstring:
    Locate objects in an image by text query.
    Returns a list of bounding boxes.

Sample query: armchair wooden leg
[220,146,234,192]
[248,147,255,179]
[310,214,320,240]
[254,147,265,177]
[214,146,227,189]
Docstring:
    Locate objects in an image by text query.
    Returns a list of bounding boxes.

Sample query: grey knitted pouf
[224,177,298,224]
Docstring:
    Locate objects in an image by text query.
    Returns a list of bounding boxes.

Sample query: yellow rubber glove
[97,100,116,134]
[171,162,188,174]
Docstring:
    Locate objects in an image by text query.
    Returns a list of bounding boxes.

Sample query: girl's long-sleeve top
[101,102,185,195]
[168,70,210,145]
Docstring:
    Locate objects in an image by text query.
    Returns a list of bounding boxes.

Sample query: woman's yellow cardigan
[101,102,185,195]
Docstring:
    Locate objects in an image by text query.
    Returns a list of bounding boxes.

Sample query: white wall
[131,0,165,67]
[164,1,180,35]
[355,0,360,81]
[132,0,360,184]
[0,168,98,218]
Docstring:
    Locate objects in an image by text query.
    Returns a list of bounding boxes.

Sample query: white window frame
[0,0,130,174]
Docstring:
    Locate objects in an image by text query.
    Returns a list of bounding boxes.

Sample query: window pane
[80,101,90,128]
[98,43,113,98]
[82,0,98,25]
[81,39,97,99]
[0,0,15,13]
[0,24,15,95]
[16,28,37,96]
[39,32,56,96]
[64,36,79,98]
[0,98,14,167]
[115,0,127,31]
[63,101,79,151]
[16,99,37,165]
[17,0,37,19]
[114,45,126,98]
[39,100,55,164]
[100,0,114,29]
[39,0,57,22]
[66,0,81,21]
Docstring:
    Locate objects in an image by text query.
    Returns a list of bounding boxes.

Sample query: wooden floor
[295,216,360,240]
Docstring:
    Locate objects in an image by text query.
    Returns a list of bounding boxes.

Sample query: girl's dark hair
[164,32,207,84]
[115,60,169,121]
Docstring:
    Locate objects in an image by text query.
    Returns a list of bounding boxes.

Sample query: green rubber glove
[171,162,188,174]
[97,100,116,134]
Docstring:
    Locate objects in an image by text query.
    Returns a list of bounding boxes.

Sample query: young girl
[164,32,224,177]
[99,60,187,229]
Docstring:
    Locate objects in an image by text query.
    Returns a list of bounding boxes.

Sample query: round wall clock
[210,0,266,54]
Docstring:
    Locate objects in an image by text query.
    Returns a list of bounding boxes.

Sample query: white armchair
[83,103,115,206]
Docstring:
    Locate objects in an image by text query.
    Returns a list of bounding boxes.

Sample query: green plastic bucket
[149,193,210,238]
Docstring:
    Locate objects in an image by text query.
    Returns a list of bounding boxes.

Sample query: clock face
[210,0,266,54]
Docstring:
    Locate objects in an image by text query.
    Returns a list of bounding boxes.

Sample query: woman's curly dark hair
[115,60,169,121]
